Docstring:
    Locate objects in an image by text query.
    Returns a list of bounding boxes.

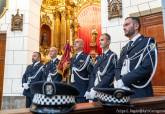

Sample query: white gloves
[84,91,91,99]
[47,75,52,82]
[114,79,130,90]
[84,88,96,100]
[90,88,96,99]
[84,88,97,100]
[23,83,29,89]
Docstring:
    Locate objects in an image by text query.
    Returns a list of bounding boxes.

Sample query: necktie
[102,53,106,59]
[75,54,78,59]
[128,41,133,49]
[31,62,35,68]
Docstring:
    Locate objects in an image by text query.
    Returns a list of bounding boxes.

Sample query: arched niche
[40,24,51,48]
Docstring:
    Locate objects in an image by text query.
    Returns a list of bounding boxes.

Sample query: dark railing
[0,96,165,114]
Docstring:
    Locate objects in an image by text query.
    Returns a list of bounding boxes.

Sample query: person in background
[114,17,158,98]
[22,52,43,108]
[85,33,117,100]
[70,38,93,103]
[42,47,62,82]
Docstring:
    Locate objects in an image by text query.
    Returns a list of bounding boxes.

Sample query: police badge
[30,81,79,114]
[43,82,56,97]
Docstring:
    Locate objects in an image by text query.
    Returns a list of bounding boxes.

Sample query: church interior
[0,0,165,113]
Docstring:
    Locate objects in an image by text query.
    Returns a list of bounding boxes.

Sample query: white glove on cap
[114,79,124,88]
[114,79,130,90]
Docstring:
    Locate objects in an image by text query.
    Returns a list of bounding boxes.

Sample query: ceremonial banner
[57,42,71,79]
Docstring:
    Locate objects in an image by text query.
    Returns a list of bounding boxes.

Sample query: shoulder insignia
[149,43,156,51]
[79,60,84,63]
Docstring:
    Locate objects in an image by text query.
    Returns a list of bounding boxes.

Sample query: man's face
[123,18,137,38]
[99,35,109,49]
[49,48,57,59]
[32,53,39,63]
[73,39,82,51]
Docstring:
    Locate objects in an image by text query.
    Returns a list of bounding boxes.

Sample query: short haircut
[33,51,41,58]
[101,33,111,42]
[125,17,141,31]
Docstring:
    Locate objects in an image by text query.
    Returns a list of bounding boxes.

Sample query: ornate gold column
[51,25,55,47]
[60,10,67,49]
[66,10,71,43]
[74,18,79,39]
[54,11,61,50]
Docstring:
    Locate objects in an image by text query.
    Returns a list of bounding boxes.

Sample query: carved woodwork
[11,9,23,31]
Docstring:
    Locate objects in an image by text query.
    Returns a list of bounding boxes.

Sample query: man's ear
[134,23,139,31]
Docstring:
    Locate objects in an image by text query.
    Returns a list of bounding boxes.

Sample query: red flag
[57,42,71,78]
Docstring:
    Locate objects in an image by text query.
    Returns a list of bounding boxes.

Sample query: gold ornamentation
[40,0,101,62]
[11,9,23,31]
[107,0,122,20]
[41,14,52,27]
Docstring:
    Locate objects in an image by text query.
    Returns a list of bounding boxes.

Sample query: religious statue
[90,26,98,46]
[89,26,98,63]
[40,32,49,48]
[39,32,50,62]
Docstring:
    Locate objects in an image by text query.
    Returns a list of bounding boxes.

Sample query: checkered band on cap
[33,93,76,105]
[96,92,130,104]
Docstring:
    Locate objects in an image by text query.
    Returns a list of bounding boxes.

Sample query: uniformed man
[22,51,44,108]
[42,47,62,82]
[114,17,158,98]
[70,38,93,103]
[85,33,117,100]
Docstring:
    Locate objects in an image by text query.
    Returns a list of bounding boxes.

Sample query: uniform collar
[103,49,109,55]
[51,57,57,63]
[130,33,141,42]
[34,61,40,67]
[76,51,83,58]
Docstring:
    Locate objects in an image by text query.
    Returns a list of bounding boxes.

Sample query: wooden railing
[0,96,165,114]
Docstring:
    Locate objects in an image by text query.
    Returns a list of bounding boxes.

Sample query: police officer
[85,33,117,100]
[70,38,93,103]
[22,51,44,108]
[114,17,158,98]
[42,47,62,82]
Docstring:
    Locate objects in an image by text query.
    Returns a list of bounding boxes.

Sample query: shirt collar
[130,33,141,42]
[103,49,109,55]
[76,51,83,58]
[51,57,57,63]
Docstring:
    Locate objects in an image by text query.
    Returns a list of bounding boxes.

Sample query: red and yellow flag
[57,42,71,79]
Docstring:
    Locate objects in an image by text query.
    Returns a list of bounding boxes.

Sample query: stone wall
[0,0,42,109]
[101,0,163,56]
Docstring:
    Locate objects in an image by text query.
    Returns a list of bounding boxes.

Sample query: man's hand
[84,91,91,99]
[89,88,96,100]
[23,83,29,89]
[114,79,130,90]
